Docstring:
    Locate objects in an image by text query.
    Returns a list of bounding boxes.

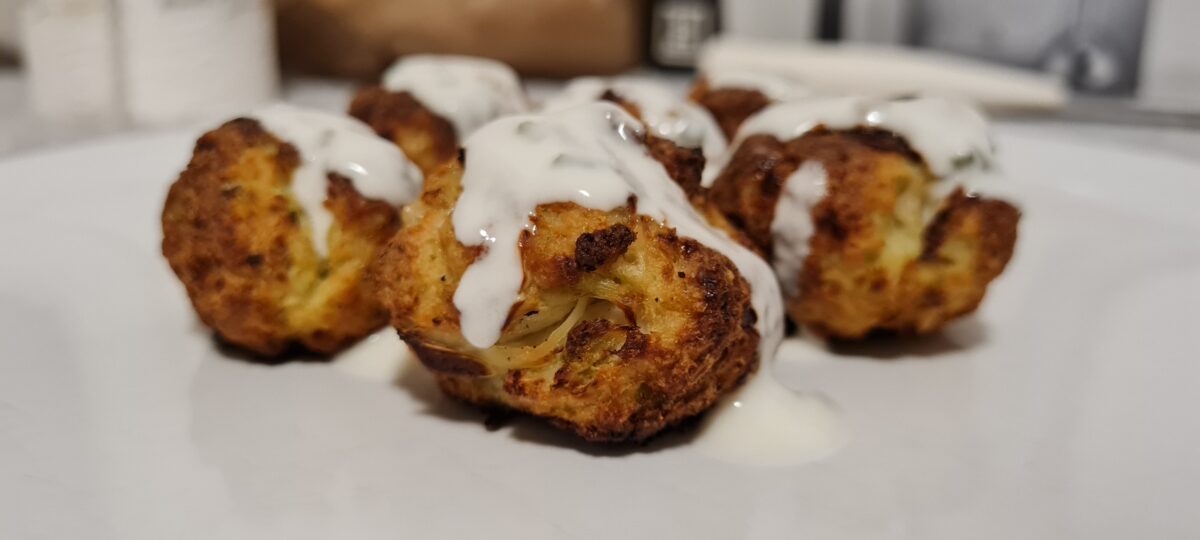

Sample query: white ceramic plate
[1,124,1198,539]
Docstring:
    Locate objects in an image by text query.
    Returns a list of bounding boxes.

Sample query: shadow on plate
[211,334,334,366]
[505,413,700,457]
[394,356,698,457]
[823,318,987,360]
[393,357,485,425]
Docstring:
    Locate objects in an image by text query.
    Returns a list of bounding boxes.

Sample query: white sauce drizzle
[770,161,828,296]
[696,364,845,467]
[332,329,408,383]
[541,77,728,166]
[702,68,813,101]
[728,95,994,179]
[452,102,784,360]
[382,54,528,138]
[251,104,423,256]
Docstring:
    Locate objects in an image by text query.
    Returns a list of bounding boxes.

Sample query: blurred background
[0,0,1197,155]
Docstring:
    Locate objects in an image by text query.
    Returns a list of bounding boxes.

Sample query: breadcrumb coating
[162,119,400,356]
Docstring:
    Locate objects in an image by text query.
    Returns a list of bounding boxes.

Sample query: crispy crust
[348,86,460,176]
[596,90,760,254]
[161,119,400,356]
[373,148,760,442]
[574,223,637,272]
[688,79,773,140]
[709,128,1019,338]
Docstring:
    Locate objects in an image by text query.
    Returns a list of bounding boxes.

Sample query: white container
[19,0,121,122]
[720,0,820,41]
[116,0,279,127]
[1139,0,1200,111]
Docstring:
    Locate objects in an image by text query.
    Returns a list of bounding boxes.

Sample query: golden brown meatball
[689,78,773,140]
[349,86,460,175]
[162,118,400,357]
[373,151,760,442]
[709,128,1019,338]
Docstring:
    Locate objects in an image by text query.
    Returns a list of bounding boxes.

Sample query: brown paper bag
[275,0,644,79]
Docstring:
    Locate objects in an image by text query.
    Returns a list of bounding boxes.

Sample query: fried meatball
[349,87,459,176]
[162,118,402,356]
[350,55,528,175]
[689,78,772,140]
[709,128,1019,338]
[689,70,811,140]
[374,155,761,442]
